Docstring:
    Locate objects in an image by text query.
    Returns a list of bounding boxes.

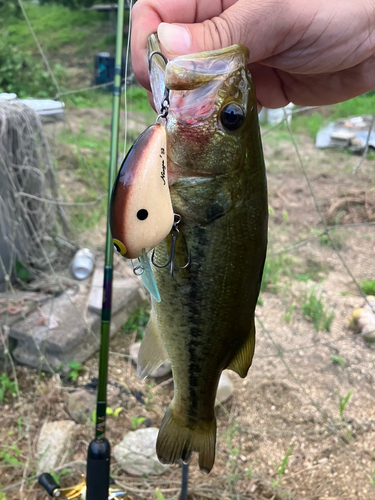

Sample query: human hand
[131,0,375,108]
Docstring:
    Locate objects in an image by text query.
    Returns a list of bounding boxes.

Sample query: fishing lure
[110,123,173,260]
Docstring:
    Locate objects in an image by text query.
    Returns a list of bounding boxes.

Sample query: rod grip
[86,438,111,500]
[38,473,60,497]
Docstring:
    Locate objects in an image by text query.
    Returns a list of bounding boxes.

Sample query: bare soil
[1,115,375,500]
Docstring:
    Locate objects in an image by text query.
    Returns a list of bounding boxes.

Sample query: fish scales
[139,35,268,472]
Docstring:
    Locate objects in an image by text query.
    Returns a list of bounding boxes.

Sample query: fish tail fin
[156,405,216,473]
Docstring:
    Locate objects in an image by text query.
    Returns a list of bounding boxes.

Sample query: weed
[245,467,253,479]
[131,416,147,430]
[106,407,123,418]
[292,112,325,139]
[49,468,71,485]
[302,288,335,332]
[361,280,375,296]
[225,421,238,447]
[331,355,345,367]
[284,305,295,324]
[282,210,289,223]
[67,360,84,382]
[370,469,375,488]
[145,381,154,409]
[272,444,294,487]
[155,490,167,500]
[261,254,294,292]
[295,273,312,282]
[0,445,23,466]
[317,228,347,250]
[337,389,353,421]
[301,258,328,283]
[91,406,123,424]
[122,305,150,341]
[0,372,17,402]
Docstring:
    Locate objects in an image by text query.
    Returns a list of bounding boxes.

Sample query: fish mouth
[147,34,249,91]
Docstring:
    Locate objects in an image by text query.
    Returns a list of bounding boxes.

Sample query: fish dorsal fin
[227,320,256,378]
[137,314,169,379]
[110,124,174,259]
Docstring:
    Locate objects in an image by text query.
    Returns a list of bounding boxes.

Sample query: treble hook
[148,50,170,121]
[151,214,191,276]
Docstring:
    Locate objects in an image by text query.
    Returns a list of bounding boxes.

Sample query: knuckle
[202,18,233,50]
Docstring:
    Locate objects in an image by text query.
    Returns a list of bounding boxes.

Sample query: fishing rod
[39,1,126,499]
[86,0,126,496]
[39,2,192,498]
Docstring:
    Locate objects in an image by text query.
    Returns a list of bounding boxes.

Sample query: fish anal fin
[227,320,256,378]
[156,405,216,473]
[137,316,169,380]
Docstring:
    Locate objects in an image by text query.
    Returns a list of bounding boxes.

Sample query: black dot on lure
[220,102,244,131]
[137,209,149,221]
[114,242,121,253]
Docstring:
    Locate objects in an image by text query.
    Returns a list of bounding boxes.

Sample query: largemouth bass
[112,35,268,473]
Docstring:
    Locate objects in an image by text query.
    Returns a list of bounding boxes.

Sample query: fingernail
[158,23,191,55]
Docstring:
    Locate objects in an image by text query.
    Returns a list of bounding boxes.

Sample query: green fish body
[138,36,268,473]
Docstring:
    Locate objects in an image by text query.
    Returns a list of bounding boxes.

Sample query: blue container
[94,52,125,90]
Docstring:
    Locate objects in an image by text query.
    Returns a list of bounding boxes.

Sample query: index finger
[130,0,238,90]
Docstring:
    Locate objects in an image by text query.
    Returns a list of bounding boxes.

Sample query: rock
[129,342,141,363]
[350,296,375,342]
[113,428,169,476]
[36,420,77,475]
[9,258,143,371]
[66,389,96,424]
[215,370,234,405]
[129,342,172,379]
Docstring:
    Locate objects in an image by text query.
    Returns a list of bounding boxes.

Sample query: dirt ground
[1,109,375,500]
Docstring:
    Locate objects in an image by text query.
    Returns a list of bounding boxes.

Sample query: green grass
[337,389,353,421]
[302,288,335,332]
[361,280,375,296]
[272,444,294,487]
[292,92,375,139]
[292,112,325,139]
[65,86,151,117]
[1,2,103,53]
[122,305,150,341]
[0,372,17,402]
[312,228,348,250]
[260,254,294,292]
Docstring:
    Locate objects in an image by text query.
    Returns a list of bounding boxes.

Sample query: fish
[113,34,268,473]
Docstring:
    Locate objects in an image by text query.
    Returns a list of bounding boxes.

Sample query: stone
[350,296,375,343]
[9,258,143,371]
[88,260,138,314]
[215,370,234,405]
[66,389,96,424]
[128,342,172,379]
[113,428,169,476]
[36,420,77,475]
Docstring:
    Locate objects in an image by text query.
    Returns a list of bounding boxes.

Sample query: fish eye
[220,102,244,131]
[113,238,127,256]
[137,209,148,221]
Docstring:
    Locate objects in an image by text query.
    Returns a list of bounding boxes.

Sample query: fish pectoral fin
[157,404,216,473]
[227,320,256,378]
[137,316,169,380]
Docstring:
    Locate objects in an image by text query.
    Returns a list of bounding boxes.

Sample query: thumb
[157,16,238,58]
[156,0,280,61]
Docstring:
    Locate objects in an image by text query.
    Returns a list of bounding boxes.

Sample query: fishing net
[0,101,70,290]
